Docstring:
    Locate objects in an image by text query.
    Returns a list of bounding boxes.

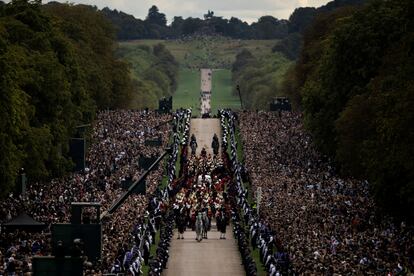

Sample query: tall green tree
[232,49,292,110]
[146,5,166,26]
[288,0,414,219]
[0,0,135,196]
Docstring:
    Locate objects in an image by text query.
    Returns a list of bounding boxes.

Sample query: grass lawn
[173,68,200,115]
[142,230,161,275]
[211,69,241,114]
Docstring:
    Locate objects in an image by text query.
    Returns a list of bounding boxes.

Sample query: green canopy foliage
[146,5,167,27]
[116,43,179,109]
[286,0,414,220]
[0,0,135,196]
[232,49,292,110]
[101,5,288,40]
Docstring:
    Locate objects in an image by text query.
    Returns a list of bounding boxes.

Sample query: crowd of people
[107,109,193,276]
[3,107,412,275]
[221,109,291,276]
[0,110,171,275]
[239,111,414,275]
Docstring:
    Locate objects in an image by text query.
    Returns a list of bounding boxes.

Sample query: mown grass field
[173,68,200,114]
[211,69,241,114]
[119,38,278,69]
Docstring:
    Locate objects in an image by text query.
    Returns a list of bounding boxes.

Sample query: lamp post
[236,84,243,110]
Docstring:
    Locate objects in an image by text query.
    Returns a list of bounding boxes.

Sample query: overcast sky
[35,0,331,23]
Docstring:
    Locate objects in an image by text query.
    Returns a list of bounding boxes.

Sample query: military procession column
[162,69,244,275]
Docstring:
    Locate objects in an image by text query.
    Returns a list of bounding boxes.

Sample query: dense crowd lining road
[239,111,414,275]
[0,110,171,275]
[1,109,413,275]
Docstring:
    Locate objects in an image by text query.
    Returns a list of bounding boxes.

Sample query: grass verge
[173,68,200,115]
[211,69,241,115]
[142,230,161,275]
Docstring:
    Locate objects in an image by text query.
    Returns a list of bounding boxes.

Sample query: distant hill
[98,0,364,42]
[41,0,365,58]
[119,36,278,69]
[99,0,365,61]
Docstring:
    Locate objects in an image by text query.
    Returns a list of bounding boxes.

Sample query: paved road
[163,223,244,276]
[200,68,212,115]
[165,119,243,275]
[189,118,221,155]
[200,68,212,92]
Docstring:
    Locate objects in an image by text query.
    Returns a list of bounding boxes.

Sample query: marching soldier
[190,134,197,155]
[212,133,219,155]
